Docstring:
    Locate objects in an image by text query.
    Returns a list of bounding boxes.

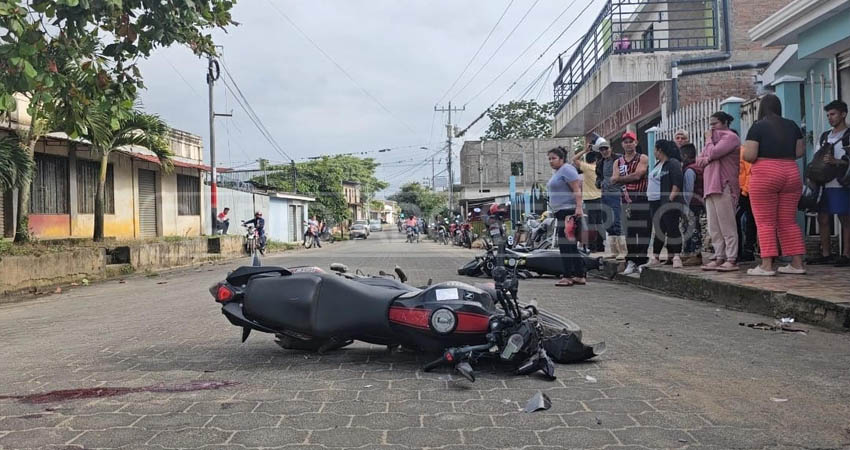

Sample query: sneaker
[747,266,776,276]
[701,260,722,271]
[623,261,637,275]
[645,257,662,267]
[834,256,850,267]
[683,255,703,266]
[672,256,683,268]
[808,254,835,265]
[777,265,806,274]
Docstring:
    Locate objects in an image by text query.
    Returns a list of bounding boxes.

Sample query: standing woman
[743,94,807,275]
[696,111,741,272]
[645,140,685,267]
[547,147,586,286]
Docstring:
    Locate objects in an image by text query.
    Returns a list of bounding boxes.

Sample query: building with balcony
[552,0,786,150]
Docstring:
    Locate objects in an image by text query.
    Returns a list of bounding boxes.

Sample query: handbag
[797,179,822,212]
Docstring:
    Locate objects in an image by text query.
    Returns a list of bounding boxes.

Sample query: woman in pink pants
[742,94,807,276]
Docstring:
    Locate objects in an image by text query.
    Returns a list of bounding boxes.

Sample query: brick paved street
[1,231,849,449]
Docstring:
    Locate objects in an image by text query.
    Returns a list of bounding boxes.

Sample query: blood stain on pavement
[0,380,239,404]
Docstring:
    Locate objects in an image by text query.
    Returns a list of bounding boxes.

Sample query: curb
[600,260,850,331]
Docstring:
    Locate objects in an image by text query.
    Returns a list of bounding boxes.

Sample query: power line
[436,0,516,105]
[218,60,293,161]
[450,0,543,102]
[265,0,418,135]
[463,0,584,107]
[455,0,597,138]
[534,63,554,102]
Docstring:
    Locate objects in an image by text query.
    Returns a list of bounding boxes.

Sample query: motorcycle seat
[243,273,398,340]
[353,277,418,292]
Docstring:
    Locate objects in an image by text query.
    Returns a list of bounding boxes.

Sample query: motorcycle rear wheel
[533,307,582,341]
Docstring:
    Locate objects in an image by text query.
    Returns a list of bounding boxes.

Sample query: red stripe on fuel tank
[455,312,490,333]
[388,306,430,329]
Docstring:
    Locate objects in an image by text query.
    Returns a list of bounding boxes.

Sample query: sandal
[746,266,776,276]
[571,277,587,285]
[555,278,574,287]
[701,260,723,271]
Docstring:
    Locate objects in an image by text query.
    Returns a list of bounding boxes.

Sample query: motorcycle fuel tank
[388,281,495,352]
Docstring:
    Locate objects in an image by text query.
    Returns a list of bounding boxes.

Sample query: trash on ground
[771,397,789,402]
[81,278,89,286]
[54,287,62,294]
[156,281,168,285]
[678,438,689,443]
[595,416,602,425]
[739,322,808,335]
[585,375,597,383]
[524,391,552,413]
[779,317,795,324]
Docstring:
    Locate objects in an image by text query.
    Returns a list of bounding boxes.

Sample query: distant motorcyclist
[242,211,266,252]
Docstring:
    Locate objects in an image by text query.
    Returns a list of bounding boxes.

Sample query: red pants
[748,159,806,258]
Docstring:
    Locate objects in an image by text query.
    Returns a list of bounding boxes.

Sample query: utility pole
[290,160,297,193]
[434,102,464,212]
[206,53,232,232]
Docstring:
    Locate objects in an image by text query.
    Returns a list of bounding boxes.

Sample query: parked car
[354,220,370,237]
[350,223,369,239]
[369,220,383,232]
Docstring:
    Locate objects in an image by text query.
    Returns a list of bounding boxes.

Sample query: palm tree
[0,134,34,192]
[85,109,173,241]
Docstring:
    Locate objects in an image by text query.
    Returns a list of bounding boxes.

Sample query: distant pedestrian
[573,146,603,252]
[680,144,705,266]
[547,146,586,287]
[743,94,806,276]
[612,131,649,275]
[216,207,230,235]
[697,111,740,272]
[674,130,690,149]
[594,137,627,259]
[809,100,850,266]
[645,140,684,268]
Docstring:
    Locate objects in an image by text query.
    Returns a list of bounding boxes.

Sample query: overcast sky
[137,0,603,195]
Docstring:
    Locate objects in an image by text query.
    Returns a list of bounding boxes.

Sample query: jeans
[601,192,623,236]
[584,198,605,251]
[555,209,586,278]
[624,192,650,266]
[650,200,683,256]
[215,219,229,235]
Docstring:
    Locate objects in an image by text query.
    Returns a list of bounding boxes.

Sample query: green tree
[263,155,388,223]
[84,106,172,241]
[482,100,556,140]
[0,0,237,242]
[0,134,33,191]
[388,183,446,219]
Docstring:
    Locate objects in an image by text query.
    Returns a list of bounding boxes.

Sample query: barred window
[177,174,200,216]
[30,153,69,214]
[77,160,114,214]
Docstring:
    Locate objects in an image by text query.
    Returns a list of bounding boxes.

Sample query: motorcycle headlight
[430,308,457,334]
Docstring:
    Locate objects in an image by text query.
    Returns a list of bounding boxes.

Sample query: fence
[656,98,721,145]
[739,96,760,140]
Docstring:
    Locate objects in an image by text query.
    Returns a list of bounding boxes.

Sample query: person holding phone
[547,146,586,287]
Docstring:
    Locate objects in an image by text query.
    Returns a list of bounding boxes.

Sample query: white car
[353,220,370,238]
[369,220,383,232]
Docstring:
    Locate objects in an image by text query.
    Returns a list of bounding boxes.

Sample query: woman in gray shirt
[547,147,586,287]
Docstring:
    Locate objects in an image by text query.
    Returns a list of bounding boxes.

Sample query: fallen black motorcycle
[459,241,604,278]
[211,259,604,382]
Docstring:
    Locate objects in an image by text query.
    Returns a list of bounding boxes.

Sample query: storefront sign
[591,84,660,138]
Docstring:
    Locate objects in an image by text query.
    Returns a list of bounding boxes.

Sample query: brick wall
[676,0,787,108]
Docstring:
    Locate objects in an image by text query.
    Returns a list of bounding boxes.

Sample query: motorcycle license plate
[489,228,501,237]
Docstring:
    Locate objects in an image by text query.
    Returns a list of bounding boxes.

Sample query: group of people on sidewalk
[546,94,850,286]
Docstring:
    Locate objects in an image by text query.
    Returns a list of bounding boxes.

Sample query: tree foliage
[387,183,446,219]
[0,134,32,190]
[83,105,172,241]
[263,155,388,223]
[483,100,555,140]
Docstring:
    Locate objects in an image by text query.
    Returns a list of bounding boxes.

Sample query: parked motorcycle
[211,259,604,382]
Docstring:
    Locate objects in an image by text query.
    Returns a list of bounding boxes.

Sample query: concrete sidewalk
[598,258,850,331]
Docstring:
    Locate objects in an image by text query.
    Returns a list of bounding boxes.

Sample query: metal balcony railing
[553,0,720,112]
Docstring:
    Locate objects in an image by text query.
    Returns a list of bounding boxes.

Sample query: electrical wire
[218,60,293,161]
[534,63,553,102]
[265,0,418,135]
[463,0,589,107]
[455,0,597,137]
[450,0,543,102]
[435,0,516,105]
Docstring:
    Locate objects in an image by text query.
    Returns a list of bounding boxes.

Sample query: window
[177,174,200,216]
[30,153,69,214]
[77,160,114,214]
[510,162,524,177]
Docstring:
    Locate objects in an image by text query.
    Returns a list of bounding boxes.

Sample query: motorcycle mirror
[455,361,476,382]
[394,266,408,283]
[330,263,349,273]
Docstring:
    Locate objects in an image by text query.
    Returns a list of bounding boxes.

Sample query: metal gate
[289,205,298,242]
[138,169,158,237]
